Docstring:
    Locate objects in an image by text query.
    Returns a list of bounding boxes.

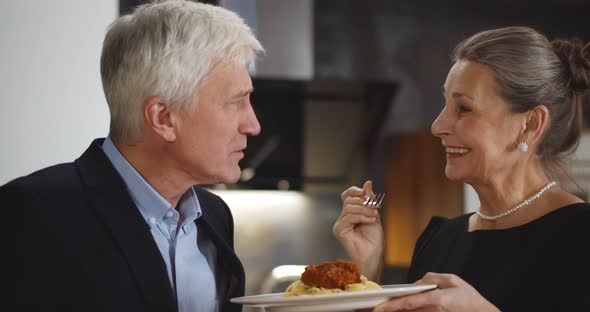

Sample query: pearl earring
[517,142,528,152]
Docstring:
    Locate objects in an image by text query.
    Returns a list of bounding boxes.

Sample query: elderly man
[2,1,263,311]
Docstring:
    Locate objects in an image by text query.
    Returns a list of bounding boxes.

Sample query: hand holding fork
[333,180,386,281]
[363,192,385,208]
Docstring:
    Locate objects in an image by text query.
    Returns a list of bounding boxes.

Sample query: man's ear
[144,96,177,143]
[523,104,549,144]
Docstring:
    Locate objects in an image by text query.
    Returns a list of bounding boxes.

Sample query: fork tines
[363,193,385,208]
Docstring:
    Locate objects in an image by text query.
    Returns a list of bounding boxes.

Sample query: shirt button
[165,211,174,218]
[148,217,157,224]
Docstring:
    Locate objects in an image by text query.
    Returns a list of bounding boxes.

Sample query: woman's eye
[458,105,471,113]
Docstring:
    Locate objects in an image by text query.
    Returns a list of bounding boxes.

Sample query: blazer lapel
[198,217,243,301]
[76,139,177,312]
[196,193,245,303]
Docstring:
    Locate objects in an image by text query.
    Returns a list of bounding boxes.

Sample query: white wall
[0,0,117,184]
[463,183,479,214]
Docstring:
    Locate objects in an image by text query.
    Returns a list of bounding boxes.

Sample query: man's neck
[116,142,190,209]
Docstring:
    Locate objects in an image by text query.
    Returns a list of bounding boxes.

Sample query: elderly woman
[334,26,590,311]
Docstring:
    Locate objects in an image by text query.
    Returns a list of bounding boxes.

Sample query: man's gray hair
[100,0,264,144]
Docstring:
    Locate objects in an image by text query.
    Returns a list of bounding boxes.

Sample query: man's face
[171,62,261,185]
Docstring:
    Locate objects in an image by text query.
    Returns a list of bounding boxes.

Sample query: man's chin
[198,166,242,186]
[217,169,242,185]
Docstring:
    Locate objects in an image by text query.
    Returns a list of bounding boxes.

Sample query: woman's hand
[373,273,501,312]
[333,181,384,281]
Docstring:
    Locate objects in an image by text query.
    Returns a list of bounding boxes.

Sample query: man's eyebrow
[234,87,254,98]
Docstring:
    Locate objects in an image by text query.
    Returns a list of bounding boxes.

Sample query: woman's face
[431,60,523,184]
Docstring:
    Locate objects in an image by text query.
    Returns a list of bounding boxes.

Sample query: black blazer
[2,139,245,312]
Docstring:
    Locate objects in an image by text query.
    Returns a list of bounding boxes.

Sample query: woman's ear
[523,104,550,143]
[144,96,177,143]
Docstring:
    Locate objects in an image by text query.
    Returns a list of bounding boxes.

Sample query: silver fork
[363,193,385,208]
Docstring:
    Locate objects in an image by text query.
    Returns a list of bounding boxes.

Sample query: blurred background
[2,0,590,308]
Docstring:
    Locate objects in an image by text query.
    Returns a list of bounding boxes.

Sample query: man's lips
[232,148,246,157]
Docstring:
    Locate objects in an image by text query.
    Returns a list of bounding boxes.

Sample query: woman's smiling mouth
[445,146,471,157]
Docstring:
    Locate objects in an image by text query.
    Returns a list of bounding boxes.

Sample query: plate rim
[230,283,437,305]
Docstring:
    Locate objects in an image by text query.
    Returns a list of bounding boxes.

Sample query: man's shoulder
[2,138,104,194]
[1,162,86,225]
[194,186,232,211]
[2,162,79,194]
[193,186,230,212]
[193,186,234,234]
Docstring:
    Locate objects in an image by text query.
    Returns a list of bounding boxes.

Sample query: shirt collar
[177,187,202,231]
[101,137,202,227]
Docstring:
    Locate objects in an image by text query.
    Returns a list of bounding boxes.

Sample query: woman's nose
[431,107,450,137]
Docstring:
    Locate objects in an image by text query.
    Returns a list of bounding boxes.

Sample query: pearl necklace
[476,181,557,221]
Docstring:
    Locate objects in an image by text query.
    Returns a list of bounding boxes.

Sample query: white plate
[231,284,437,312]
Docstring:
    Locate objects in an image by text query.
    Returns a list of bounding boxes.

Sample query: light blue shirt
[102,137,218,312]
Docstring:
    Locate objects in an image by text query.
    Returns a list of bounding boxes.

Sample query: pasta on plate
[284,259,381,297]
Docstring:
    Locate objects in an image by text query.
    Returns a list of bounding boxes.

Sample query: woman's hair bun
[552,38,590,92]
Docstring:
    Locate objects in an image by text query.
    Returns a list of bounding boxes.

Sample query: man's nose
[241,103,261,136]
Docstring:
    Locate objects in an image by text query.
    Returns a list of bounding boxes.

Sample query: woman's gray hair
[100,0,264,144]
[452,26,590,178]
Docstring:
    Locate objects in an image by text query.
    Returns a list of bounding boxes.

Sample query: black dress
[407,203,590,312]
